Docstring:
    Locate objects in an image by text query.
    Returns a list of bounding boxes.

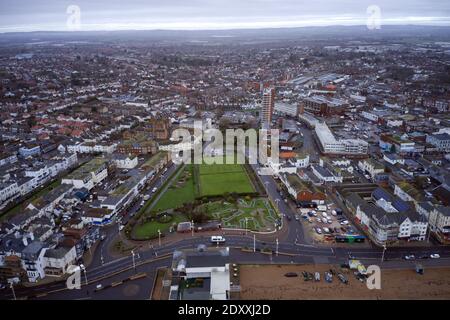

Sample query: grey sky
[0,0,449,32]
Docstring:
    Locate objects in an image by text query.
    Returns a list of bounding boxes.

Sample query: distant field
[197,156,255,197]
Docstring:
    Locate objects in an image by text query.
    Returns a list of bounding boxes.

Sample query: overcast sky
[1,0,449,32]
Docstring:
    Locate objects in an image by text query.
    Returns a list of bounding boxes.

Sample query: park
[130,157,278,239]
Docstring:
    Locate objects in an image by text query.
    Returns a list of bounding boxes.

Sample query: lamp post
[131,250,136,272]
[381,244,387,263]
[80,264,88,286]
[158,229,161,247]
[191,220,194,237]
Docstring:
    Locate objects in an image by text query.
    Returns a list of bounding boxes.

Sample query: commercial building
[315,122,368,155]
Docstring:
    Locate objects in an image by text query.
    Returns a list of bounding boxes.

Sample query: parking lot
[295,203,361,243]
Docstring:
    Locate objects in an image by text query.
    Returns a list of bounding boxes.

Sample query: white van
[210,236,226,243]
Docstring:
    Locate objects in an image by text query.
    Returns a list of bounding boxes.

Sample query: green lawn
[152,165,196,212]
[133,213,188,239]
[197,156,255,197]
[199,172,254,196]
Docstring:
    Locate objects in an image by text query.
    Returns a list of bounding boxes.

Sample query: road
[88,162,179,269]
[3,230,450,300]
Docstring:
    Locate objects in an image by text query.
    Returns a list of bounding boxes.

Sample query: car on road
[96,284,103,290]
[295,214,300,221]
[119,225,125,231]
[211,236,226,243]
[430,254,440,259]
[404,255,415,260]
[143,194,150,201]
[151,187,157,193]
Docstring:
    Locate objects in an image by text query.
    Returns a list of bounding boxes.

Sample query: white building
[43,246,77,277]
[274,102,298,117]
[361,111,379,122]
[0,154,18,167]
[427,205,450,242]
[112,154,138,169]
[0,182,19,203]
[426,132,450,152]
[67,142,116,154]
[358,158,385,179]
[311,164,343,183]
[315,122,368,155]
[383,153,404,165]
[62,158,108,190]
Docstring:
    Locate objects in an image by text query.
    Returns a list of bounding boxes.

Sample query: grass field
[197,156,255,197]
[152,165,196,212]
[133,213,188,239]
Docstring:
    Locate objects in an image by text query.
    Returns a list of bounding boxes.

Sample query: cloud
[0,0,449,32]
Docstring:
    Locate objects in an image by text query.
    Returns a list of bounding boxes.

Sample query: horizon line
[1,23,450,35]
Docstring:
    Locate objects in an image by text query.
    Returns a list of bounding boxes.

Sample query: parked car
[284,272,298,277]
[404,255,415,260]
[315,227,322,235]
[430,254,440,259]
[151,187,157,193]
